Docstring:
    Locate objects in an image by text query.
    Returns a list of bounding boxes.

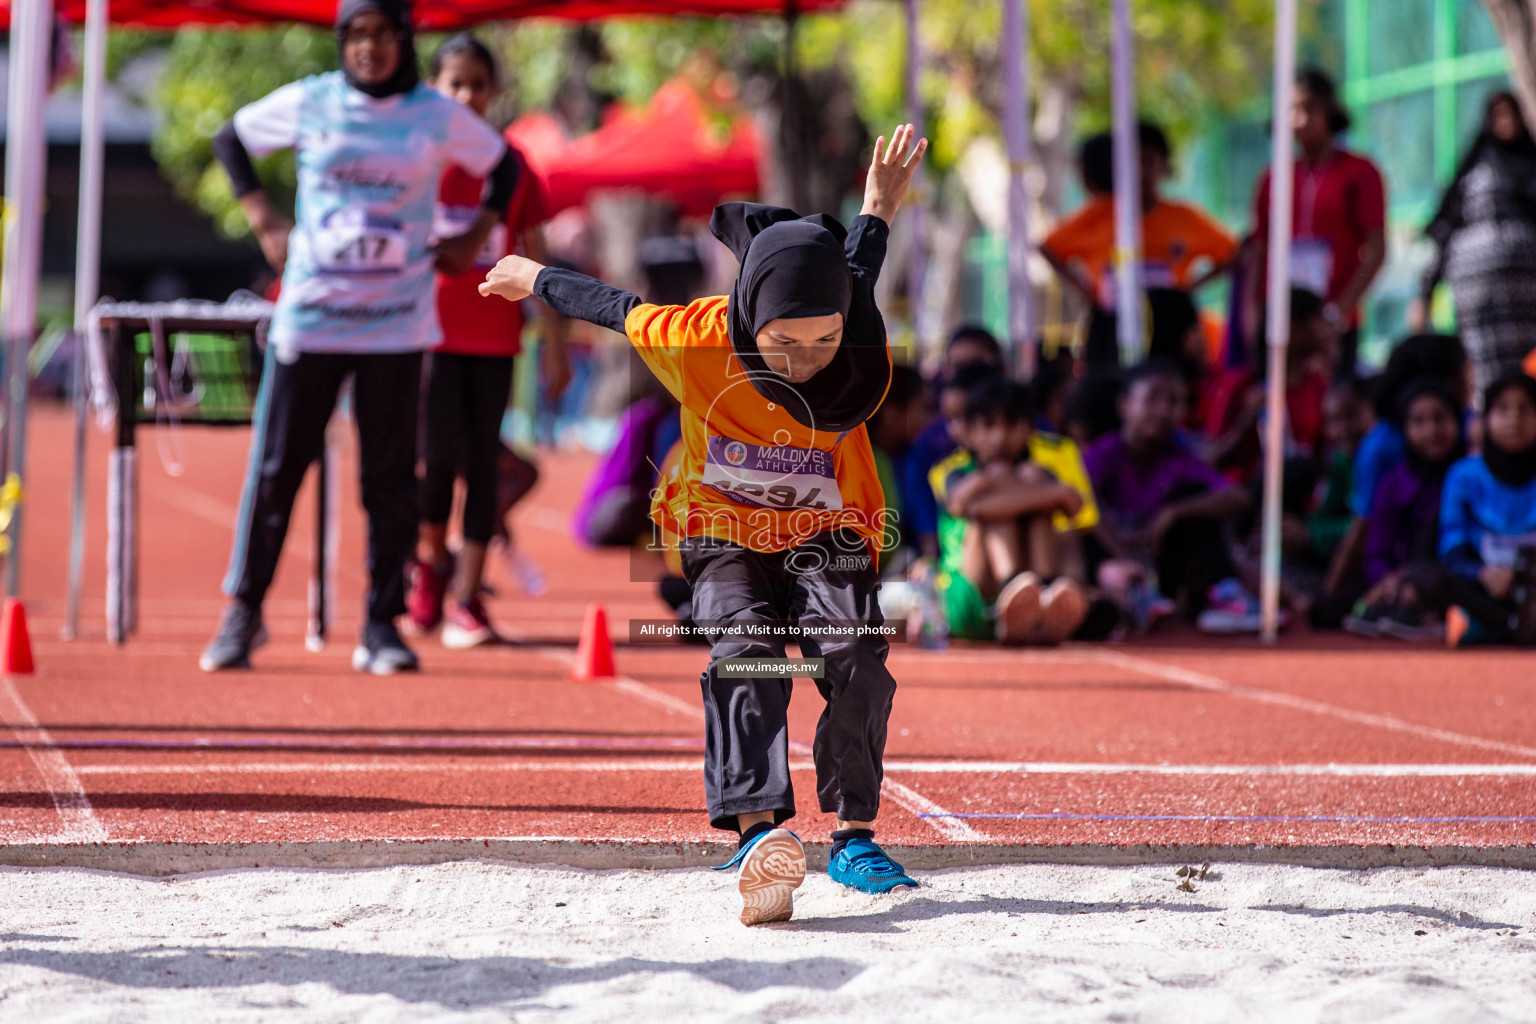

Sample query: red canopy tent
[509,75,761,217]
[2,0,844,28]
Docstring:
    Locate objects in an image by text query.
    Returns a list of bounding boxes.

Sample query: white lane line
[1085,648,1536,761]
[526,644,978,840]
[148,478,241,528]
[887,760,1536,776]
[525,644,704,720]
[70,760,707,775]
[0,678,108,842]
[881,778,986,842]
[153,478,316,547]
[611,678,704,720]
[65,760,1536,778]
[512,504,571,533]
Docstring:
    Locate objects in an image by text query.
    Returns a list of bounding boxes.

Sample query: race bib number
[432,203,508,269]
[1289,237,1334,296]
[313,207,409,276]
[700,435,843,511]
[1479,531,1536,568]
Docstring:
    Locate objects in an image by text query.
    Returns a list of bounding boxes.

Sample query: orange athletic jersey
[624,296,892,557]
[1042,196,1237,307]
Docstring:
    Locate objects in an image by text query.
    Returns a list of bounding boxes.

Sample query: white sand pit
[1,860,1533,1022]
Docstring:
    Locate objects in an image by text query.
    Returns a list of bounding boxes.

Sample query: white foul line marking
[881,779,986,842]
[527,644,980,841]
[1085,648,1536,761]
[63,760,1536,778]
[0,678,108,842]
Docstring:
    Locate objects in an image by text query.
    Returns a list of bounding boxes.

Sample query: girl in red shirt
[408,35,568,647]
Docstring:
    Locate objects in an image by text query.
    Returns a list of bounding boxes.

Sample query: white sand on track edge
[1,861,1532,1023]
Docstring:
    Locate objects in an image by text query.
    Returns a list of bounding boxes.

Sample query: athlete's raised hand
[860,123,928,225]
[479,254,544,303]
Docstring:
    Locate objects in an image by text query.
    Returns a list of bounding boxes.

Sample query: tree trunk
[923,179,975,359]
[744,65,868,217]
[1483,0,1536,135]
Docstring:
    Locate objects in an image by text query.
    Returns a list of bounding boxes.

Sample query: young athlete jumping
[481,124,928,926]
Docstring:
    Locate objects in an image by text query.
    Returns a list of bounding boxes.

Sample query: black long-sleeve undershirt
[213,121,262,199]
[531,214,891,336]
[533,267,642,334]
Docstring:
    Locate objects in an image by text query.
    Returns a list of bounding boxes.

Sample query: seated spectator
[930,380,1096,645]
[907,353,1003,558]
[1085,360,1251,625]
[1141,287,1216,430]
[1342,380,1464,639]
[1043,123,1237,370]
[868,364,932,571]
[1202,288,1336,481]
[571,388,678,547]
[1029,352,1075,434]
[1304,376,1374,566]
[1318,333,1469,622]
[1237,377,1374,616]
[1426,372,1536,646]
[1061,371,1123,452]
[943,323,1007,375]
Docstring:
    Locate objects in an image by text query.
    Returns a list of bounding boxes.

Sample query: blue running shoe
[827,836,918,893]
[714,828,806,925]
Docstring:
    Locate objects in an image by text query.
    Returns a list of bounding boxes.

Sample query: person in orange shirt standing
[1043,122,1237,369]
[482,124,927,926]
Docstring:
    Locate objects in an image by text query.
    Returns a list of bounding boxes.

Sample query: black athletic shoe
[198,602,269,672]
[351,620,421,675]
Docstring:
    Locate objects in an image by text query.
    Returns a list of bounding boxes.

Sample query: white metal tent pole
[1260,0,1299,645]
[1002,0,1034,376]
[1108,0,1143,365]
[64,0,109,640]
[904,0,927,351]
[0,0,55,597]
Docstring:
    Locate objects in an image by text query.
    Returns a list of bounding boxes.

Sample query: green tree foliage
[152,27,335,238]
[138,1,1276,237]
[797,0,1275,169]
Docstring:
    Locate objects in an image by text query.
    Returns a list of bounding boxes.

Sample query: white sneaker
[731,828,806,926]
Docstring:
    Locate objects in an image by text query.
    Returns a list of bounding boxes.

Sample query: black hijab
[336,0,419,99]
[1397,378,1464,477]
[1482,371,1536,488]
[710,202,891,434]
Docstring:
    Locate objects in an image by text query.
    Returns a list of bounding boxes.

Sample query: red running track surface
[3,406,1534,863]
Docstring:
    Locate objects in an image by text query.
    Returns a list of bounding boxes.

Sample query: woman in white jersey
[200,0,517,674]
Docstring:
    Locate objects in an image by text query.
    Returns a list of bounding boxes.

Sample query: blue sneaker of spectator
[827,836,918,894]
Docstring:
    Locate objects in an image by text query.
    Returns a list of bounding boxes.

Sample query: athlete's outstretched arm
[859,124,927,226]
[480,256,640,335]
[846,124,927,286]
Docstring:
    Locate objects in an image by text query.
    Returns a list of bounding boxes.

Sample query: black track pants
[224,348,421,624]
[680,530,896,832]
[419,351,516,545]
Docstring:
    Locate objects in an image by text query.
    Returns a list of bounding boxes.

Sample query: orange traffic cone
[572,602,616,681]
[0,598,34,675]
